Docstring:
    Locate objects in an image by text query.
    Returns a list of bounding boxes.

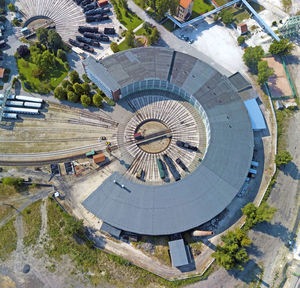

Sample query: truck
[163,154,181,181]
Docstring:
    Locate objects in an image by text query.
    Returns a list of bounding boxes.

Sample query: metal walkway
[166,0,280,41]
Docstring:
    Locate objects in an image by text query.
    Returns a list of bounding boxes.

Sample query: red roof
[93,153,106,163]
[0,67,5,79]
[239,24,248,34]
[180,0,193,9]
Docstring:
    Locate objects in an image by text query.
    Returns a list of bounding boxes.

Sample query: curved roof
[82,47,254,235]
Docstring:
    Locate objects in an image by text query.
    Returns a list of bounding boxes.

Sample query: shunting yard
[0,102,118,153]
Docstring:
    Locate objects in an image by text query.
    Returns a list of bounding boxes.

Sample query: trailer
[176,158,188,172]
[24,102,42,109]
[4,107,40,115]
[85,7,110,16]
[78,26,98,33]
[163,154,181,181]
[83,2,97,12]
[15,95,43,103]
[86,150,96,157]
[3,113,18,119]
[156,158,165,179]
[104,27,115,34]
[6,100,24,107]
[251,161,259,167]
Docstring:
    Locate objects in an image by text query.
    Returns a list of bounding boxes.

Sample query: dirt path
[14,215,24,274]
[38,199,47,243]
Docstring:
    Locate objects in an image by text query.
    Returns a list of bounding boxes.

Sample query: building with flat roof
[168,239,190,267]
[82,47,254,236]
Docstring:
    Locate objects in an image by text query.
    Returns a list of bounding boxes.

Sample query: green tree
[54,86,67,100]
[37,50,56,70]
[125,29,135,48]
[237,36,245,46]
[64,217,84,237]
[1,177,24,189]
[7,3,16,12]
[213,228,252,270]
[257,60,274,85]
[110,42,120,53]
[57,49,67,62]
[81,94,91,107]
[275,150,293,167]
[93,94,103,107]
[82,74,91,83]
[149,27,160,45]
[73,82,84,96]
[219,9,234,25]
[269,39,294,56]
[243,46,265,73]
[36,28,48,46]
[67,91,79,103]
[81,82,91,95]
[69,70,80,84]
[32,67,44,79]
[61,79,72,89]
[143,22,152,34]
[242,202,277,230]
[47,30,63,51]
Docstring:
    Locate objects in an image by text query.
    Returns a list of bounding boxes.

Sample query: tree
[93,94,103,107]
[149,27,160,45]
[36,28,48,46]
[275,150,293,167]
[243,46,265,73]
[57,49,67,62]
[143,22,152,34]
[54,86,67,100]
[1,177,24,189]
[73,82,84,96]
[37,50,56,70]
[47,30,63,51]
[81,82,91,95]
[32,68,44,79]
[125,29,135,48]
[219,9,234,25]
[64,217,84,237]
[67,91,79,103]
[242,202,277,230]
[69,70,80,84]
[81,94,91,107]
[110,42,120,53]
[257,60,274,85]
[269,39,294,56]
[7,3,16,12]
[237,36,245,46]
[61,79,72,89]
[17,45,30,58]
[213,228,252,270]
[82,74,91,83]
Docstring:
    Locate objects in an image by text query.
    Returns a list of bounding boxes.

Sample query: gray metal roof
[168,239,189,267]
[82,48,254,236]
[228,72,251,92]
[82,56,120,92]
[101,222,122,239]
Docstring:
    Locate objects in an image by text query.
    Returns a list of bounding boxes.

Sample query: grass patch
[118,40,132,51]
[163,19,176,32]
[192,0,214,15]
[0,206,11,222]
[183,232,203,257]
[214,0,228,6]
[0,183,20,200]
[45,197,212,287]
[275,108,294,151]
[0,218,17,260]
[23,199,42,247]
[111,0,142,30]
[17,56,68,94]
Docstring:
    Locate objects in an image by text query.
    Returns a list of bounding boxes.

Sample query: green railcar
[156,158,165,179]
[86,150,95,157]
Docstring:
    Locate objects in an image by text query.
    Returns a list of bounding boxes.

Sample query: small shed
[101,222,122,239]
[168,239,189,267]
[244,98,266,131]
[237,23,248,35]
[93,153,105,164]
[0,67,5,79]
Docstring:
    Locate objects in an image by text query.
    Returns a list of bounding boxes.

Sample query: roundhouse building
[82,47,254,236]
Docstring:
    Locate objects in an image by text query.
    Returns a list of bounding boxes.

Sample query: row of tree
[146,0,179,17]
[54,71,105,108]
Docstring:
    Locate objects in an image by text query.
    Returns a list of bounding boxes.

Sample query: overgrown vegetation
[281,0,292,12]
[0,218,17,260]
[269,39,294,56]
[23,200,42,247]
[275,150,293,167]
[243,46,265,73]
[257,60,274,85]
[45,197,212,287]
[1,177,24,190]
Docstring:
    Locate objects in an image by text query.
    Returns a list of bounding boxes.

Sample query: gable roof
[180,0,193,9]
[0,67,5,79]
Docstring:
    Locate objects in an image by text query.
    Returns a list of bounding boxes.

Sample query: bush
[91,83,97,90]
[213,14,219,22]
[110,42,120,53]
[57,49,67,62]
[82,74,91,83]
[272,21,277,26]
[93,94,103,108]
[7,3,16,12]
[269,39,294,56]
[32,68,44,79]
[69,70,80,84]
[61,79,72,89]
[17,45,30,58]
[243,45,264,73]
[237,36,245,46]
[219,9,233,25]
[54,86,67,100]
[1,177,24,189]
[12,18,21,27]
[67,91,79,103]
[81,82,91,95]
[257,60,274,85]
[81,94,91,107]
[275,150,293,167]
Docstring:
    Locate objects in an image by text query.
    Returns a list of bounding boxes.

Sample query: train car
[76,36,101,47]
[134,132,143,140]
[24,102,42,109]
[136,169,145,180]
[163,154,181,181]
[15,95,43,103]
[104,27,115,35]
[176,140,198,151]
[6,100,24,107]
[69,38,81,47]
[83,2,97,12]
[156,158,165,180]
[81,0,93,7]
[7,94,15,100]
[3,113,18,119]
[176,158,188,172]
[78,25,98,33]
[4,107,40,115]
[86,7,109,16]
